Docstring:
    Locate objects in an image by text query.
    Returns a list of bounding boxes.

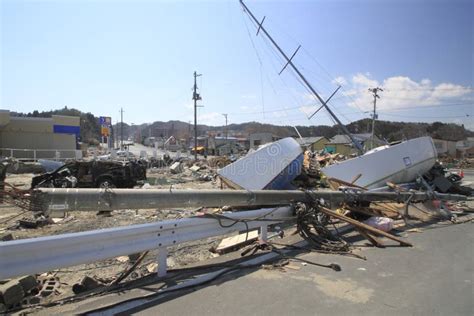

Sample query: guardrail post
[33,150,37,161]
[157,247,168,277]
[259,225,268,243]
[10,149,13,158]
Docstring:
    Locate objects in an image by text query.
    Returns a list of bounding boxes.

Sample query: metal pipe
[33,188,467,212]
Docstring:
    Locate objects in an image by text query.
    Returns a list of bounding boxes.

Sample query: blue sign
[53,125,80,135]
[99,116,111,126]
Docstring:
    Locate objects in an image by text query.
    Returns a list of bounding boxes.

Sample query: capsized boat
[321,136,437,189]
[217,137,303,190]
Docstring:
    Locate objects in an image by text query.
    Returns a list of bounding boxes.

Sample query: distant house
[325,133,384,155]
[143,136,156,147]
[456,137,474,158]
[295,136,329,152]
[249,132,281,149]
[208,136,242,155]
[432,139,457,157]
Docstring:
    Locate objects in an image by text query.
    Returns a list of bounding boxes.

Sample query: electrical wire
[295,201,350,253]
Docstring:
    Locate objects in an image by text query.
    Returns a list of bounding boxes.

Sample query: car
[31,160,147,189]
[190,146,206,155]
[97,150,137,161]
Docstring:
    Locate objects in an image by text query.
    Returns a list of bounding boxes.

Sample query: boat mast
[239,0,364,154]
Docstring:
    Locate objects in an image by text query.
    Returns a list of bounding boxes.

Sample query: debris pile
[0,135,472,314]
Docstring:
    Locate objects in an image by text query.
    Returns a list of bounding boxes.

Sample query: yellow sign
[101,126,110,136]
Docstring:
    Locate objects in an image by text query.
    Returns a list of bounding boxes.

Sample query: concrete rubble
[0,275,39,309]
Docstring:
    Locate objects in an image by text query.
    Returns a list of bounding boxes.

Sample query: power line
[241,11,312,124]
[380,113,471,119]
[119,107,124,150]
[240,0,364,153]
[193,71,203,161]
[368,87,383,149]
[381,102,473,111]
[384,87,473,91]
[222,114,228,139]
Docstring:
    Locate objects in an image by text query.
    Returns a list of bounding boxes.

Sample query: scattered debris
[0,233,13,242]
[189,165,201,172]
[18,216,50,229]
[146,263,158,273]
[208,157,231,168]
[115,256,130,263]
[363,217,394,232]
[170,162,183,174]
[72,276,103,294]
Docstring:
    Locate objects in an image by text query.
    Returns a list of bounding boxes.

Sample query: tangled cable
[295,202,350,253]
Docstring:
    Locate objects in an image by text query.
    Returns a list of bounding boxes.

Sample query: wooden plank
[319,206,413,247]
[356,228,385,248]
[327,177,367,190]
[350,173,362,184]
[345,206,382,218]
[215,230,259,254]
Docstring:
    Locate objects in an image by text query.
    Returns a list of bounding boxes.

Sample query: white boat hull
[321,136,437,189]
[218,137,303,190]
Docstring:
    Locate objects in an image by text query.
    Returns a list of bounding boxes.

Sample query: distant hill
[11,107,473,144]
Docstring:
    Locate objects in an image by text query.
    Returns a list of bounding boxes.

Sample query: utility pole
[120,108,124,150]
[368,87,383,149]
[222,114,228,139]
[239,0,364,154]
[193,71,202,160]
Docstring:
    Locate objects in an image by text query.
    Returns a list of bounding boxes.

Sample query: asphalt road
[132,222,473,316]
[46,215,473,316]
[127,143,189,159]
[31,169,474,316]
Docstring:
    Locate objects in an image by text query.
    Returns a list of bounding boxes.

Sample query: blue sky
[1,0,473,129]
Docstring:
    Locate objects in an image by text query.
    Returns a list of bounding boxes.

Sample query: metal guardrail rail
[0,148,82,161]
[0,206,293,280]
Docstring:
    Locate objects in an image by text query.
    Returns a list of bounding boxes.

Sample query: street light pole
[192,71,202,160]
[222,114,228,139]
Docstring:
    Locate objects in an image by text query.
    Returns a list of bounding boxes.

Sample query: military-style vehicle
[31,160,146,188]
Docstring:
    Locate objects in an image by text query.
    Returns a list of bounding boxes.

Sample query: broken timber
[319,206,412,247]
[33,188,467,212]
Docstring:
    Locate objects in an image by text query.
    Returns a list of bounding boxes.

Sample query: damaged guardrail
[33,188,467,212]
[0,206,293,280]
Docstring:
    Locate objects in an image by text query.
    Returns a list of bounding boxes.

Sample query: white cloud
[241,94,256,100]
[342,73,473,111]
[272,111,287,118]
[299,105,316,117]
[332,76,347,86]
[198,112,226,126]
